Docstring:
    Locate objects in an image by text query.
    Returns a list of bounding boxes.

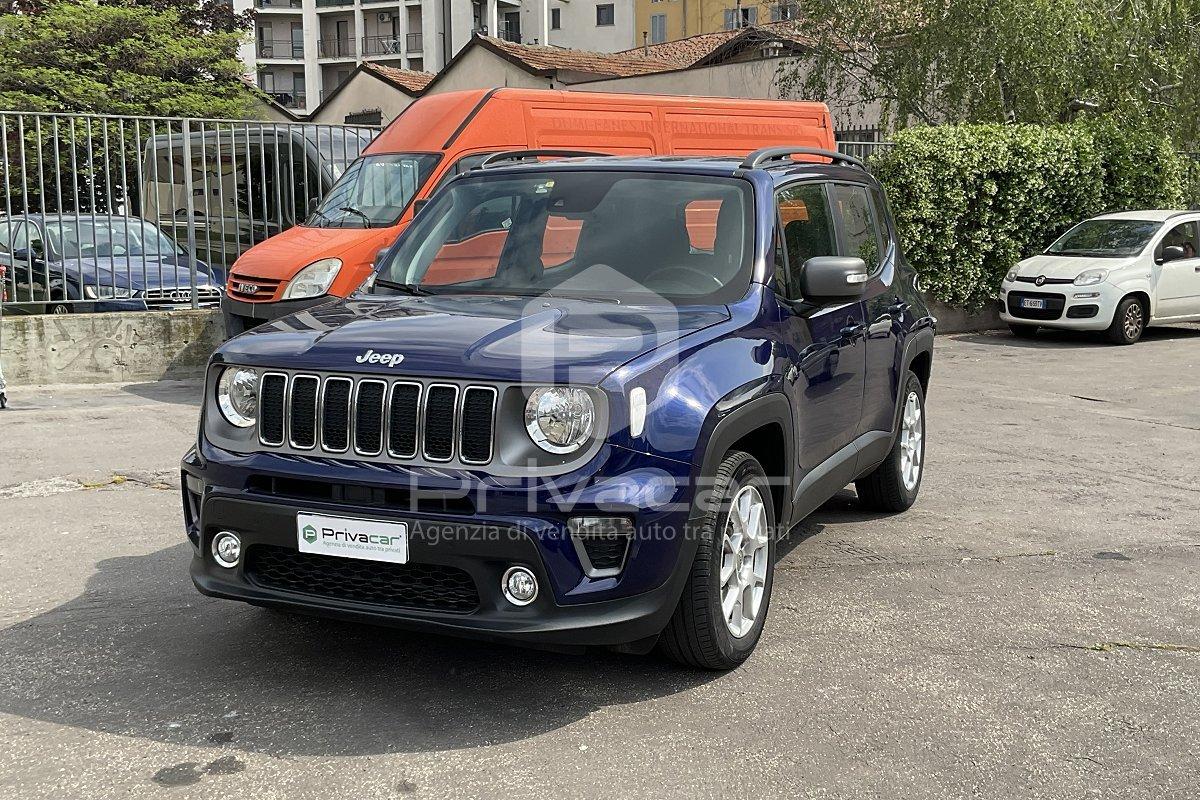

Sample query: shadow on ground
[0,543,717,758]
[0,493,879,760]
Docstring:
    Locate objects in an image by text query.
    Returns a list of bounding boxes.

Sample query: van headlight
[282,258,342,300]
[524,387,595,454]
[1074,269,1108,286]
[216,367,259,428]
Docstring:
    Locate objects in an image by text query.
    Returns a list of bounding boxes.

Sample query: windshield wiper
[373,277,430,296]
[338,206,372,228]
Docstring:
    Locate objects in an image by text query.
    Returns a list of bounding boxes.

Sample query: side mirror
[372,246,390,269]
[1159,244,1187,264]
[11,248,40,264]
[411,198,429,216]
[798,256,869,302]
[307,196,321,216]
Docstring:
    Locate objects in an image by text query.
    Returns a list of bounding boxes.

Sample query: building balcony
[267,91,307,109]
[257,39,305,59]
[497,24,521,43]
[255,0,302,8]
[362,35,405,56]
[317,37,357,58]
[315,0,354,8]
[407,32,423,52]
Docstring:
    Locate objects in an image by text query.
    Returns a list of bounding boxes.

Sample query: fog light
[212,531,242,568]
[502,566,538,606]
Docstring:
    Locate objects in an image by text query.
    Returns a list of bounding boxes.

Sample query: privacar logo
[302,524,318,543]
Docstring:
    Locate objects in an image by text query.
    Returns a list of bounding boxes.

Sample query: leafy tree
[0,0,257,118]
[778,0,1200,145]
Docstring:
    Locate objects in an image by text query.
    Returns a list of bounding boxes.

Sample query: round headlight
[1004,269,1018,283]
[217,367,259,428]
[524,387,595,454]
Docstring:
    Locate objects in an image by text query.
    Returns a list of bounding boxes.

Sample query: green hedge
[871,121,1188,310]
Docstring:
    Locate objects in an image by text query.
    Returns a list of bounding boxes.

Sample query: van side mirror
[372,246,390,268]
[307,196,320,216]
[1159,244,1187,264]
[798,256,869,302]
[411,198,429,216]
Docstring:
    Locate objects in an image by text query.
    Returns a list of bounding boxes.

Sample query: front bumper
[221,293,331,335]
[182,442,698,648]
[1000,281,1122,330]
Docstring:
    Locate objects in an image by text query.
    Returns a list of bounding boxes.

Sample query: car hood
[60,257,216,290]
[1016,254,1137,279]
[219,293,731,384]
[231,224,386,278]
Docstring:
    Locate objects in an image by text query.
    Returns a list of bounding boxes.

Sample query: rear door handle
[840,323,866,343]
[888,300,910,315]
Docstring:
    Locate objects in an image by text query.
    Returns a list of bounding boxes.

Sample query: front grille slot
[423,385,458,462]
[255,373,496,466]
[245,544,480,613]
[321,378,352,452]
[353,380,386,455]
[388,382,421,458]
[289,376,319,449]
[259,373,287,446]
[460,387,496,464]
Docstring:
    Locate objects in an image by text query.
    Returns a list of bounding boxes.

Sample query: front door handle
[887,300,910,316]
[840,323,866,343]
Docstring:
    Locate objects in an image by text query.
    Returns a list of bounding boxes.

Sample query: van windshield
[371,170,754,305]
[307,153,439,228]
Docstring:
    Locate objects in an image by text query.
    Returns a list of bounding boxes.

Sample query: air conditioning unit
[377,11,391,22]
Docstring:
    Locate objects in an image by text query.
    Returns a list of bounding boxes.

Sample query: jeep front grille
[257,372,497,466]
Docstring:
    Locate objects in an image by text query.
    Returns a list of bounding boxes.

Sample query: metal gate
[0,112,378,315]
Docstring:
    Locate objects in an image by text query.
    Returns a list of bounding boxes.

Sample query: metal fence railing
[837,140,895,162]
[0,111,378,315]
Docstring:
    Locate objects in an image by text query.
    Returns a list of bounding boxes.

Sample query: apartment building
[237,0,636,115]
[633,0,798,46]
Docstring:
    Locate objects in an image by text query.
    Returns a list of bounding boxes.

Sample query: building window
[596,3,614,26]
[551,8,561,29]
[650,13,666,43]
[724,6,757,28]
[771,2,799,20]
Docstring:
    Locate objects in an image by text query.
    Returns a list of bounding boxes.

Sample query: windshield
[308,153,439,228]
[45,218,183,260]
[371,170,753,304]
[310,127,375,178]
[1046,219,1160,257]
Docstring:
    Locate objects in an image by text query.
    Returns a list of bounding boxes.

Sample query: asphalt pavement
[0,325,1198,799]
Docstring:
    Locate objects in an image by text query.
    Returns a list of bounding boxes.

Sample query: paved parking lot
[1,326,1198,799]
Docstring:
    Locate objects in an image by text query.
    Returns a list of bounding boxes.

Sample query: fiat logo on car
[1034,275,1047,286]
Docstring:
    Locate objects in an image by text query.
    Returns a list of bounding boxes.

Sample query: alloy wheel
[1123,303,1144,341]
[900,391,924,491]
[719,484,770,638]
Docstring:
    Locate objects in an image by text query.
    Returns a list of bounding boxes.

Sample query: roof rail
[479,149,612,169]
[740,147,866,171]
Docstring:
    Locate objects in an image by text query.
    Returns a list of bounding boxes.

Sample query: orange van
[221,88,834,334]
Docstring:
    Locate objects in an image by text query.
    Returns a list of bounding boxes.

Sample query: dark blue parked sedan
[0,214,221,314]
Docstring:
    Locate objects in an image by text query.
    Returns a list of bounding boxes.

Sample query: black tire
[1009,323,1039,339]
[660,451,776,670]
[856,371,926,513]
[1105,295,1147,345]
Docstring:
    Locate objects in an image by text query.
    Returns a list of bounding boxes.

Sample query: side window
[11,222,30,254]
[831,184,883,274]
[684,199,721,252]
[429,153,496,196]
[0,220,18,253]
[776,182,835,297]
[542,214,582,268]
[422,195,514,284]
[1159,221,1199,260]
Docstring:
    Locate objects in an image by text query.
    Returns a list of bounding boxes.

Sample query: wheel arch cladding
[696,390,793,527]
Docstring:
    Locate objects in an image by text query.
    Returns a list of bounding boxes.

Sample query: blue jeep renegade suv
[181,147,935,669]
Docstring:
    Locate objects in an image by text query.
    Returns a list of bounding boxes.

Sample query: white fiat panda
[1000,210,1200,344]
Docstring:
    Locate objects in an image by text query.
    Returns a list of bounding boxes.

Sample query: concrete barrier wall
[0,310,226,386]
[0,300,1003,386]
